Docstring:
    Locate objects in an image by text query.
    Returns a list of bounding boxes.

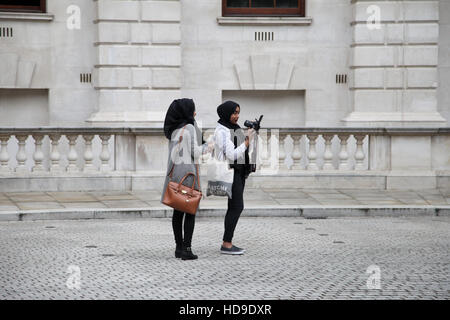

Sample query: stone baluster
[306,134,319,170]
[258,130,269,170]
[202,131,214,163]
[32,134,45,172]
[322,134,335,170]
[15,135,28,173]
[278,132,288,171]
[49,134,61,173]
[338,134,350,171]
[0,135,11,173]
[354,134,366,170]
[66,134,79,172]
[83,135,96,173]
[269,130,280,172]
[290,133,302,171]
[99,135,111,172]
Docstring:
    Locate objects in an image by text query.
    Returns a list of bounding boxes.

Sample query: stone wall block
[141,1,181,22]
[97,0,140,21]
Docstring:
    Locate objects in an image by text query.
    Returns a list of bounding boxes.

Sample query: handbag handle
[177,172,196,191]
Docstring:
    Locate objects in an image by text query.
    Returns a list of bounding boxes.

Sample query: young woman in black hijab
[215,100,255,255]
[162,98,211,260]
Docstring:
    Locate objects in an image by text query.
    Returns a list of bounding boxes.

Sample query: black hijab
[217,100,241,131]
[164,98,204,144]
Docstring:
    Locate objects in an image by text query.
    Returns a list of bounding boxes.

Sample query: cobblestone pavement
[0,216,449,300]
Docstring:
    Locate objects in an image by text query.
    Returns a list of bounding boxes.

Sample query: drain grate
[102,253,115,257]
[333,240,345,244]
[45,226,56,229]
[84,245,97,248]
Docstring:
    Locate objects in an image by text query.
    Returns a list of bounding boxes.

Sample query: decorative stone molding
[0,53,36,88]
[0,12,54,21]
[234,55,295,90]
[217,16,313,26]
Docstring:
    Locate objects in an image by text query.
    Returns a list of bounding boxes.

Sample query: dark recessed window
[223,0,305,16]
[0,0,46,13]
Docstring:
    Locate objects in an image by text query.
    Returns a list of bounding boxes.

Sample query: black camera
[243,115,263,175]
[244,115,263,132]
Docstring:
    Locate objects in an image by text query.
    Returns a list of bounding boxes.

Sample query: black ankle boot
[175,244,182,258]
[181,246,198,260]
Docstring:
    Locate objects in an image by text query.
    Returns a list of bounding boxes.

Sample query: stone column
[87,0,182,127]
[322,134,335,170]
[278,132,288,171]
[66,134,79,173]
[306,134,319,171]
[338,134,350,171]
[343,0,446,127]
[99,135,111,172]
[290,133,303,171]
[83,135,96,173]
[0,135,10,173]
[32,134,45,172]
[15,135,28,174]
[49,134,62,173]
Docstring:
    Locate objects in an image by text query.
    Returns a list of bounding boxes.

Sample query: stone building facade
[1,0,448,128]
[0,0,449,192]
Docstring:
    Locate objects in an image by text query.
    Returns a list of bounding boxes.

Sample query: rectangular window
[0,0,46,13]
[223,0,305,17]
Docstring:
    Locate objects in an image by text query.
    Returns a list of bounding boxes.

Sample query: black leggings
[172,210,195,247]
[223,168,246,243]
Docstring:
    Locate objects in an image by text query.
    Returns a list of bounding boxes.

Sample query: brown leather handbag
[162,126,202,215]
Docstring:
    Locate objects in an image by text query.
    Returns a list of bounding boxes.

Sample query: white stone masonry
[343,0,446,127]
[88,0,182,126]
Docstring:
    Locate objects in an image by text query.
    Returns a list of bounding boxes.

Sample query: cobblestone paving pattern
[0,217,449,300]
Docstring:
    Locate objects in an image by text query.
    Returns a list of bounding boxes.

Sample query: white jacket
[213,123,247,163]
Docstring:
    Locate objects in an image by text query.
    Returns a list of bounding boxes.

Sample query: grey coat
[160,124,208,209]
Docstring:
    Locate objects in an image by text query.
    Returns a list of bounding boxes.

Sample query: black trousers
[172,209,195,248]
[223,168,246,243]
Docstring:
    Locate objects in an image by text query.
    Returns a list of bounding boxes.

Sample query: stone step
[0,205,448,222]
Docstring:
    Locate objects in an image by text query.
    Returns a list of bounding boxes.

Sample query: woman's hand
[245,129,255,148]
[207,140,215,152]
[204,135,215,153]
[247,128,255,141]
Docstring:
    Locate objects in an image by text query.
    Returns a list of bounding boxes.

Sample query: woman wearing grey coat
[161,98,211,260]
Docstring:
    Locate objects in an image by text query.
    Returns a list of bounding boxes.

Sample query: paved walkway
[0,188,449,220]
[0,216,449,299]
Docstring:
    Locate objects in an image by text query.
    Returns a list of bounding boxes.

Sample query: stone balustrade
[0,127,449,191]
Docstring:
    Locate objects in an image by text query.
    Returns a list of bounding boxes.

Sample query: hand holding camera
[206,135,215,153]
[244,115,262,148]
[245,129,257,148]
[244,129,251,148]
